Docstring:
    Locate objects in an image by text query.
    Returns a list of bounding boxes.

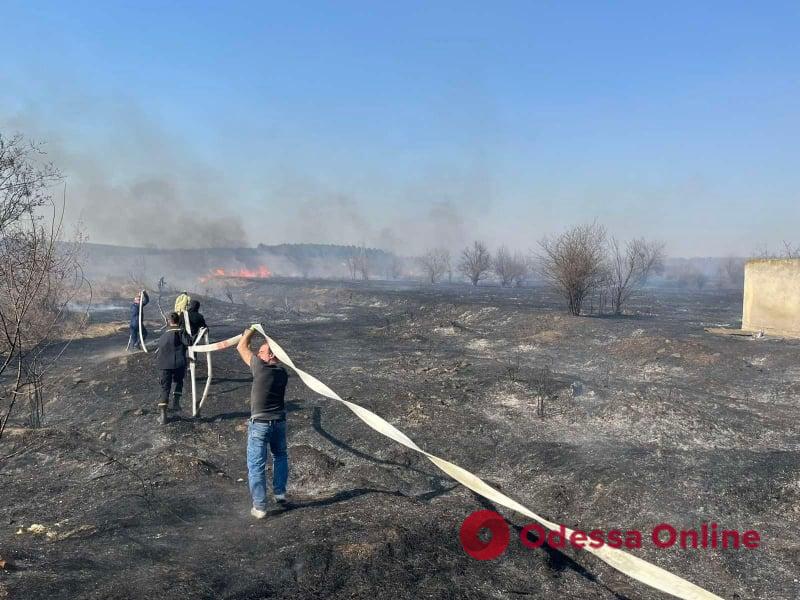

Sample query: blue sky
[1,1,798,255]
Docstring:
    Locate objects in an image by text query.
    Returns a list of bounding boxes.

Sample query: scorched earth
[1,279,798,600]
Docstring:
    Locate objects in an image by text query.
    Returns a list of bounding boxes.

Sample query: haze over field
[1,2,798,255]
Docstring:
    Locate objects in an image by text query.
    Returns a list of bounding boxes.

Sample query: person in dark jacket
[156,312,193,425]
[185,299,207,340]
[129,290,149,351]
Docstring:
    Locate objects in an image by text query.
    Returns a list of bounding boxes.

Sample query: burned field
[1,280,799,600]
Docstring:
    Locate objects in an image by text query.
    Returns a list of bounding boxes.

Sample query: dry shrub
[0,133,88,438]
[537,223,607,316]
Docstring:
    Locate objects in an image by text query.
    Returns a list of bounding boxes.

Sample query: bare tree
[781,241,800,258]
[458,241,492,286]
[346,246,369,281]
[607,237,665,315]
[694,270,708,290]
[356,247,369,281]
[511,252,530,287]
[0,133,87,439]
[493,246,514,287]
[494,246,529,287]
[128,255,147,288]
[345,253,358,280]
[753,241,800,259]
[295,254,312,279]
[387,254,403,280]
[153,276,168,326]
[667,263,708,290]
[718,256,744,289]
[537,223,607,316]
[418,248,450,284]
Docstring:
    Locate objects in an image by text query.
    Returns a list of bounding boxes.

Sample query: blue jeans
[246,419,288,510]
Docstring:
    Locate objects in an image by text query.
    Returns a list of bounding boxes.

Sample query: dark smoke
[4,97,491,254]
[2,103,248,249]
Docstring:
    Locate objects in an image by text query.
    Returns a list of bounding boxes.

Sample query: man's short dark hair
[168,312,180,325]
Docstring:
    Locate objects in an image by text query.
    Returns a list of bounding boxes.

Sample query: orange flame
[199,265,272,283]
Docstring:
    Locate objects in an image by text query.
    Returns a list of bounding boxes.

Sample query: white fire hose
[138,289,148,353]
[184,311,213,417]
[187,324,723,600]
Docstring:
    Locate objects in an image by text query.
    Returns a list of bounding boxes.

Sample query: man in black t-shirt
[237,325,289,520]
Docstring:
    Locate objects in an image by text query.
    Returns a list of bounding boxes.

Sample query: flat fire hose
[138,289,148,353]
[184,310,212,417]
[189,325,724,600]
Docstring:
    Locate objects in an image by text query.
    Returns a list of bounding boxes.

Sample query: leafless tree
[419,248,450,283]
[387,254,403,280]
[511,253,530,287]
[537,223,607,316]
[493,246,514,286]
[418,248,450,284]
[717,256,744,289]
[494,246,529,287]
[345,254,358,280]
[753,241,800,259]
[0,133,87,440]
[458,240,492,286]
[346,246,369,281]
[356,248,369,281]
[128,255,147,288]
[667,263,708,290]
[295,254,312,279]
[607,237,665,315]
[155,276,168,324]
[781,241,800,258]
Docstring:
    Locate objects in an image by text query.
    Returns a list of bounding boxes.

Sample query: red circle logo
[459,510,510,560]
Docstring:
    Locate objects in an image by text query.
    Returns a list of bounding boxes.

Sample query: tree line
[420,223,665,317]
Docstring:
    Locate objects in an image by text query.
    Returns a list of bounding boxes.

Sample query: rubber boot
[158,403,168,425]
[171,393,182,412]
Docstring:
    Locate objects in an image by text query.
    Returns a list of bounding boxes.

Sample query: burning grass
[199,265,272,283]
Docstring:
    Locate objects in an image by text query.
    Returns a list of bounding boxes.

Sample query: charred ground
[1,280,798,599]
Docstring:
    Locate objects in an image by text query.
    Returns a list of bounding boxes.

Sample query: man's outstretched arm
[236,327,255,366]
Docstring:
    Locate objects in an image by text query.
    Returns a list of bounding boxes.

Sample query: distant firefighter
[237,325,290,519]
[128,290,149,351]
[155,312,193,425]
[185,299,207,340]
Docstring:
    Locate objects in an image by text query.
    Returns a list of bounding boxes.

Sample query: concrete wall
[742,258,800,337]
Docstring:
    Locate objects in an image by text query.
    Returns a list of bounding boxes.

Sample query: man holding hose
[237,325,290,519]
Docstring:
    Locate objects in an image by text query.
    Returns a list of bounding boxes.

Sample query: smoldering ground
[1,279,798,600]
